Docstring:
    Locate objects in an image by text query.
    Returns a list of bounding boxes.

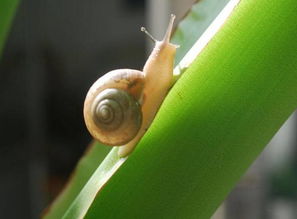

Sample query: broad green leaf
[0,0,19,57]
[84,0,297,218]
[46,0,297,218]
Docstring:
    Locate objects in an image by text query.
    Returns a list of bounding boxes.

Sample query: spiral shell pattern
[86,88,142,145]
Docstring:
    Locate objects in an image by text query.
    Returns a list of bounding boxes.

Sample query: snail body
[84,14,178,157]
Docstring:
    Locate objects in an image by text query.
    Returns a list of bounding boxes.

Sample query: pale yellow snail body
[84,14,178,157]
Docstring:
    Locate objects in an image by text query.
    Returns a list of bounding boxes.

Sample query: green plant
[45,0,297,218]
[0,0,19,57]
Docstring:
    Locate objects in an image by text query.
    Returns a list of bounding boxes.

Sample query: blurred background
[1,0,296,218]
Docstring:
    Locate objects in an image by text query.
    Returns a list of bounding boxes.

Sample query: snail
[84,14,178,157]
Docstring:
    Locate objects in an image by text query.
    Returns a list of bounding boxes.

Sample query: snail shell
[84,69,145,146]
[84,14,177,157]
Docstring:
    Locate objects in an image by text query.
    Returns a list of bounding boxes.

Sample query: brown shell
[83,69,145,146]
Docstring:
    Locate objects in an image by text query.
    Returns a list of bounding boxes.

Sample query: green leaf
[46,0,297,218]
[84,0,297,218]
[0,0,19,58]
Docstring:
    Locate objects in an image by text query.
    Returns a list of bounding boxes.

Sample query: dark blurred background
[0,0,145,218]
[1,1,297,219]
